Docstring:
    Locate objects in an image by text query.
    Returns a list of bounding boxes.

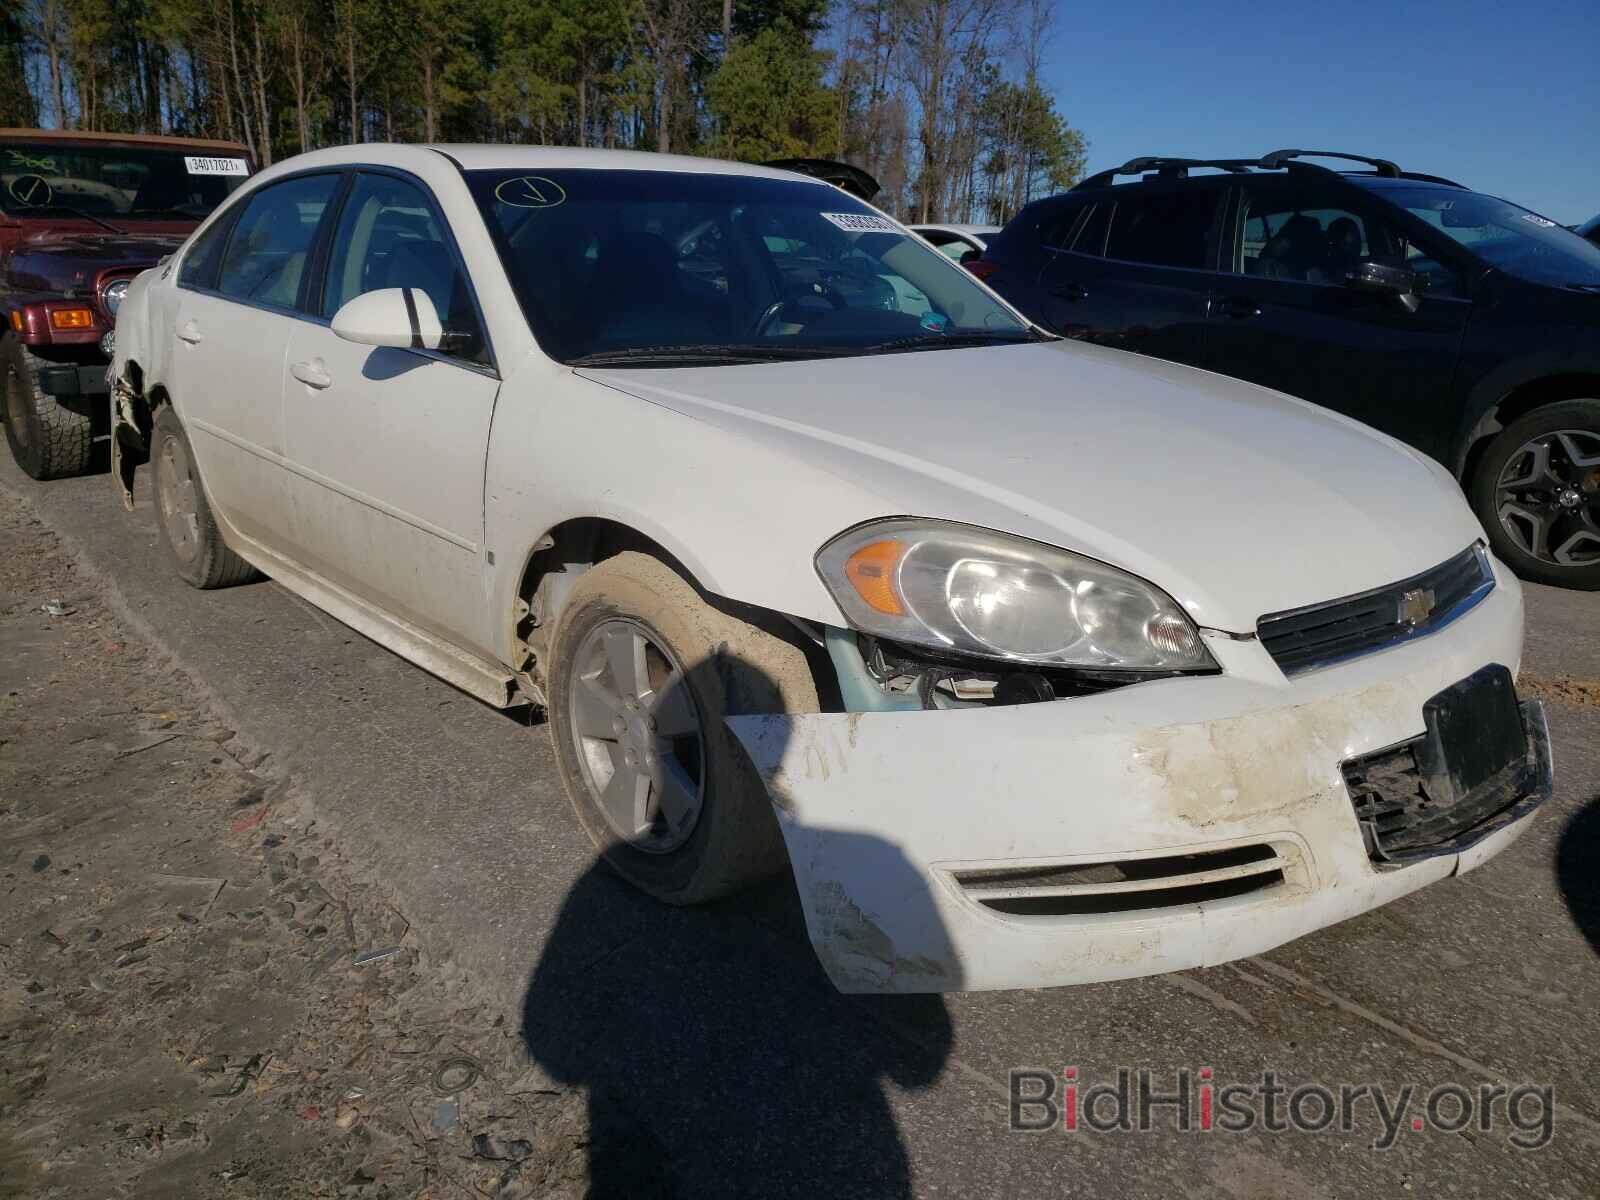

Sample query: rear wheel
[150,405,259,589]
[546,552,819,904]
[1470,400,1600,590]
[1,332,93,480]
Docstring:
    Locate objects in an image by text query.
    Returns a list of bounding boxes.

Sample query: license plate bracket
[1416,663,1528,810]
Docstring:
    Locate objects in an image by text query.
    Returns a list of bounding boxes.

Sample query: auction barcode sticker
[820,212,902,234]
[184,156,250,176]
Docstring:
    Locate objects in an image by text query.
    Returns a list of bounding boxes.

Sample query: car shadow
[1556,793,1600,955]
[519,648,958,1198]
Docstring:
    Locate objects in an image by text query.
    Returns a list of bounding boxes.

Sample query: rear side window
[1104,190,1219,269]
[216,174,339,309]
[1040,203,1088,250]
[1071,203,1112,256]
[177,211,237,291]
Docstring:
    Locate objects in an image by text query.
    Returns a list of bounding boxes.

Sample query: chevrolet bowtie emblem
[1398,587,1435,627]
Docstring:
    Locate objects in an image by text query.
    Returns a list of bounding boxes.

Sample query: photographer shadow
[519,647,958,1198]
[1556,793,1600,956]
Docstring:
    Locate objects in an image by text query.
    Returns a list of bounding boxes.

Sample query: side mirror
[331,287,443,350]
[1344,259,1420,312]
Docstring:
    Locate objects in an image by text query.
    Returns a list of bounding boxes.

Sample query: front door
[1207,178,1471,457]
[279,169,500,655]
[170,172,341,547]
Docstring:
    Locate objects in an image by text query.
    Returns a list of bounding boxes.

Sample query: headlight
[816,519,1215,672]
[101,278,130,316]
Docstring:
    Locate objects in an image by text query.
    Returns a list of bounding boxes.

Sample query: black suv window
[1104,190,1218,269]
[216,173,339,310]
[1233,181,1460,297]
[321,172,487,365]
[1069,202,1112,256]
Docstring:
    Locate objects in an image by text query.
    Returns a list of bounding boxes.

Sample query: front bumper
[728,569,1549,993]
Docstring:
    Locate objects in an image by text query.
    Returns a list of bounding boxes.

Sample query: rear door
[170,171,341,548]
[280,168,500,655]
[1207,177,1472,452]
[1035,182,1226,367]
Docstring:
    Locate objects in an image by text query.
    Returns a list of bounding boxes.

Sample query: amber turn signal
[49,307,95,330]
[842,538,907,616]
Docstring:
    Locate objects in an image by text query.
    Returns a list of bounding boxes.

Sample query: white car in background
[910,222,1001,262]
[109,145,1550,993]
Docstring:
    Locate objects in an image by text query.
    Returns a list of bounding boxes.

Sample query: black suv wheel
[1470,400,1600,590]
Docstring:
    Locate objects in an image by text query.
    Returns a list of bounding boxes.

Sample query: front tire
[150,406,259,589]
[546,552,819,905]
[1469,400,1600,590]
[2,332,94,480]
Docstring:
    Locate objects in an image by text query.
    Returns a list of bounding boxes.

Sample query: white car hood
[580,339,1486,632]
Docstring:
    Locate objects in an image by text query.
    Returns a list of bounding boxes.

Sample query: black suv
[976,150,1600,588]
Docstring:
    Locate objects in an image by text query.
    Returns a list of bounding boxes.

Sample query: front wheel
[1470,400,1600,590]
[545,552,819,904]
[2,332,94,480]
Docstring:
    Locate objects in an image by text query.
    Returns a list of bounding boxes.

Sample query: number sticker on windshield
[184,156,249,176]
[495,176,567,209]
[819,212,901,234]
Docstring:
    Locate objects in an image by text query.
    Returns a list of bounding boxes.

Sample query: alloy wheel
[1496,429,1600,568]
[567,618,706,854]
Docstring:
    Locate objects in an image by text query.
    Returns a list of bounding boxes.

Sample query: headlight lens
[816,519,1215,671]
[102,278,130,316]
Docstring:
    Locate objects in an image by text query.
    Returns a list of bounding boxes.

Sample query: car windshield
[1386,186,1600,287]
[465,168,1032,365]
[0,140,250,220]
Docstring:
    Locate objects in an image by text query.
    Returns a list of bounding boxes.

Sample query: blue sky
[1036,0,1598,224]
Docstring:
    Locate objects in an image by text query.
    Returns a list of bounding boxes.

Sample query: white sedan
[909,222,1000,262]
[109,145,1550,993]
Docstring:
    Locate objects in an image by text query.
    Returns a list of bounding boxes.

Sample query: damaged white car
[109,145,1552,993]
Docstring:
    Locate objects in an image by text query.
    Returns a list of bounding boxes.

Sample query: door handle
[1052,282,1088,301]
[1213,297,1261,320]
[290,359,332,389]
[176,320,202,344]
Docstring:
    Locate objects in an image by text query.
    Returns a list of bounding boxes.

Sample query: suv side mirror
[331,287,444,350]
[1344,260,1420,312]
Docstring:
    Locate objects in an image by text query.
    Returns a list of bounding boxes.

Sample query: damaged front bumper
[728,573,1549,993]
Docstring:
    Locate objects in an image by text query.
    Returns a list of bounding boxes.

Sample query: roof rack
[1071,149,1465,193]
[1073,157,1259,191]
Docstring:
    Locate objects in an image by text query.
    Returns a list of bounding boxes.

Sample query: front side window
[177,212,237,290]
[1233,183,1460,296]
[216,174,339,309]
[1380,186,1600,288]
[1,138,250,220]
[466,169,1031,365]
[321,172,486,364]
[1103,190,1220,270]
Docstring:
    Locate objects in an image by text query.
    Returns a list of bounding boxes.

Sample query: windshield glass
[1,140,251,220]
[465,168,1031,364]
[1386,186,1600,287]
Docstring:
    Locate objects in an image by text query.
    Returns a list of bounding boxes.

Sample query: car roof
[427,144,823,184]
[0,127,252,155]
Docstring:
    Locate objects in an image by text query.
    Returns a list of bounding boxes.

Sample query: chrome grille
[1257,545,1493,676]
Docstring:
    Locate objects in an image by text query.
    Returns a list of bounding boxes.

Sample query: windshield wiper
[859,330,1046,354]
[16,203,124,234]
[128,205,209,220]
[569,343,858,367]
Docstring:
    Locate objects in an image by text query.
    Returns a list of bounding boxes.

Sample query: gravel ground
[0,497,595,1199]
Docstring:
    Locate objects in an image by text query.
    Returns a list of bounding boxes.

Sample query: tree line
[3,0,1088,223]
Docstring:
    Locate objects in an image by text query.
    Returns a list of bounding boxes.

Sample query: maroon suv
[2,128,254,479]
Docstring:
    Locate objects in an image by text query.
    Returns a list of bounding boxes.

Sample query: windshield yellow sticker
[184,156,249,176]
[820,212,900,234]
[495,176,567,209]
[5,149,57,170]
